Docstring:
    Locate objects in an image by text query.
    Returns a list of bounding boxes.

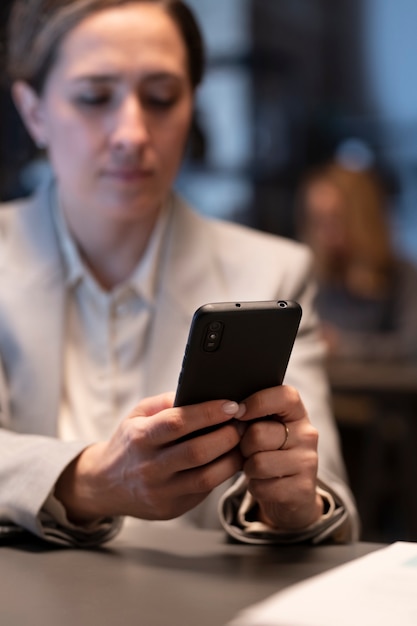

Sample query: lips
[104,168,153,181]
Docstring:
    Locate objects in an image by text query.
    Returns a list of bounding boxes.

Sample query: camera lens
[204,320,223,352]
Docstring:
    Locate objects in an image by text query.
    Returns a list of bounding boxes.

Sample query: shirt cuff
[218,473,349,545]
[39,491,123,547]
[236,485,336,532]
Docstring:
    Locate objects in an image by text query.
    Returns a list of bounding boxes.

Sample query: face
[303,180,349,256]
[17,3,194,226]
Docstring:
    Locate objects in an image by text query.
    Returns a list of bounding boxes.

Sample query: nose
[111,96,150,153]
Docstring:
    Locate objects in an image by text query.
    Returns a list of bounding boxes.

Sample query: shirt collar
[51,188,172,304]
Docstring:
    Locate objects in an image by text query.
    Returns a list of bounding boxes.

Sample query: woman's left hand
[237,385,323,531]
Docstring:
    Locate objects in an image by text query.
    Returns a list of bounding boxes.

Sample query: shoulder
[0,195,34,263]
[0,183,61,278]
[0,189,44,243]
[171,194,316,301]
[176,194,311,263]
[0,195,33,226]
[174,195,313,290]
[213,216,309,262]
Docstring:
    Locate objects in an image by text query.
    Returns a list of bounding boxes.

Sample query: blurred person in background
[295,159,417,362]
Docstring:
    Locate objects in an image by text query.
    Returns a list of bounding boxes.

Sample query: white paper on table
[227,542,417,626]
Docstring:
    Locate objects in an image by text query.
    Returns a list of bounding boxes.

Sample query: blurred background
[1,0,417,259]
[0,0,417,542]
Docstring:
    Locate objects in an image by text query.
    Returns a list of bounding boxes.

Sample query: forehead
[52,3,189,79]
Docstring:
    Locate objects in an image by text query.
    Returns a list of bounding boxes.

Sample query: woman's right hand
[54,393,244,524]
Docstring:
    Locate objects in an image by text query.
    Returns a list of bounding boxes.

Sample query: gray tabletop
[0,520,384,626]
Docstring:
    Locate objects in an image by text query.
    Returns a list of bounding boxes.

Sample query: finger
[136,399,243,447]
[159,421,242,473]
[237,385,307,424]
[128,391,176,418]
[130,440,243,517]
[247,474,317,508]
[176,446,244,495]
[243,447,318,480]
[240,419,292,458]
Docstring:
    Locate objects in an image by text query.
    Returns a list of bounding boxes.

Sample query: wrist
[257,491,324,531]
[54,443,110,525]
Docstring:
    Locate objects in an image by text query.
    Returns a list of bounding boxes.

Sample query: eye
[144,96,177,110]
[141,79,182,112]
[75,91,113,107]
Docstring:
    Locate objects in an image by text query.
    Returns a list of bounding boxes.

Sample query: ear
[12,81,48,148]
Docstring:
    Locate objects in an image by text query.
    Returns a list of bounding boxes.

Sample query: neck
[62,205,162,291]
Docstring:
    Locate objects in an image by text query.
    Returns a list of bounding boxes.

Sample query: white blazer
[0,180,359,542]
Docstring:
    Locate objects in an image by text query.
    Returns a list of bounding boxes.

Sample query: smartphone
[174,300,302,409]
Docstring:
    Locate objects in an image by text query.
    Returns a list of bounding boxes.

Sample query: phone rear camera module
[204,321,224,351]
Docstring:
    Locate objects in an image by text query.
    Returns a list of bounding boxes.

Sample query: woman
[296,161,417,361]
[0,0,358,546]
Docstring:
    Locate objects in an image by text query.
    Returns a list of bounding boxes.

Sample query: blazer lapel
[144,197,229,397]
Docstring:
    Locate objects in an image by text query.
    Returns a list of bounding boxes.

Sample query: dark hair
[7,0,205,93]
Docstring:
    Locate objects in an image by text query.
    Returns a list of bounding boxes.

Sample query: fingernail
[235,403,247,419]
[222,401,239,415]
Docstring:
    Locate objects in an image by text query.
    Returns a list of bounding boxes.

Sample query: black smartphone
[174,300,302,409]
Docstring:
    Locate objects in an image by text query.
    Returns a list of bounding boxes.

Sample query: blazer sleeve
[0,430,122,546]
[284,248,360,542]
[0,356,121,546]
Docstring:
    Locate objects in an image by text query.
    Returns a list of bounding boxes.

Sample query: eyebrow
[72,71,184,84]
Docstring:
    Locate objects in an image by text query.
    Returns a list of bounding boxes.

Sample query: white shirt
[53,201,170,443]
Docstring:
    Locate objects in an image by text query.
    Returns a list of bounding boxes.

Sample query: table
[0,520,383,626]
